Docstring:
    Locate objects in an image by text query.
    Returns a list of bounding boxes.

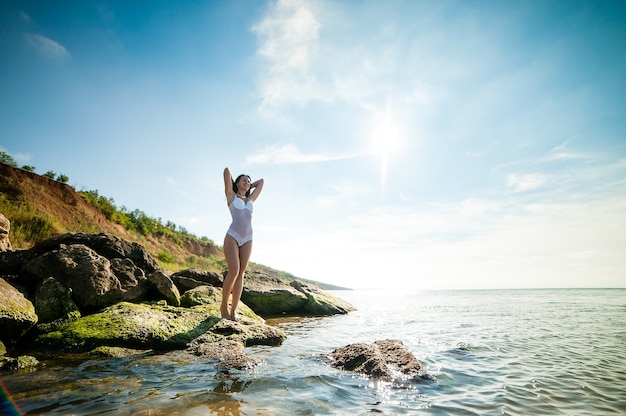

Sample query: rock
[145,270,180,307]
[329,340,431,382]
[35,232,162,275]
[0,340,6,356]
[37,301,220,351]
[34,277,81,326]
[241,269,308,315]
[0,213,11,252]
[180,285,259,323]
[0,277,38,343]
[23,244,123,310]
[89,346,150,358]
[0,355,39,371]
[0,249,39,276]
[240,268,356,317]
[290,280,356,315]
[171,268,223,292]
[37,300,282,352]
[109,258,149,302]
[207,319,285,347]
[187,338,259,371]
[22,243,180,310]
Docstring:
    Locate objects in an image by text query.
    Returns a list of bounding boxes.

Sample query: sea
[1,288,625,415]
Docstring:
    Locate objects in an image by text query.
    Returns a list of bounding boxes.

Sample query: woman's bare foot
[220,307,231,320]
[231,311,241,322]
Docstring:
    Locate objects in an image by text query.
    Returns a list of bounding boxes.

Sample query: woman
[221,167,264,321]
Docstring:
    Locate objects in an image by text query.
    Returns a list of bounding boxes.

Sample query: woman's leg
[230,240,252,320]
[221,234,240,319]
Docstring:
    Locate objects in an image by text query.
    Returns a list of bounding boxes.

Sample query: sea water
[2,289,625,415]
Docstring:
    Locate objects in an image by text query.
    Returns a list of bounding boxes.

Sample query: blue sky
[2,0,625,289]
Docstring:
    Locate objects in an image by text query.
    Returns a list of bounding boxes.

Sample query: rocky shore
[0,215,355,371]
[0,213,432,383]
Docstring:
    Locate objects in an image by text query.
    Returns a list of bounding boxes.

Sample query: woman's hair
[233,174,252,197]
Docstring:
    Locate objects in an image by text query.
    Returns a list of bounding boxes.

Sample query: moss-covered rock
[89,346,150,358]
[34,277,81,325]
[0,355,39,371]
[0,277,38,344]
[37,301,220,351]
[180,285,260,323]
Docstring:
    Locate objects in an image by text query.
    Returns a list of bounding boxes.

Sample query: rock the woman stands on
[221,167,263,321]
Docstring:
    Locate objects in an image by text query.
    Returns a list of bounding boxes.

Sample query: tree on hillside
[56,174,69,183]
[21,165,36,172]
[0,151,17,167]
[43,170,56,179]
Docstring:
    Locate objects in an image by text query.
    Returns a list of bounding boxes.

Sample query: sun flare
[370,104,403,189]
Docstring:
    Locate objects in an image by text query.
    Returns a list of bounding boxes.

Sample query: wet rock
[207,319,285,347]
[330,339,431,382]
[0,277,37,343]
[89,346,151,358]
[0,355,39,371]
[188,339,260,371]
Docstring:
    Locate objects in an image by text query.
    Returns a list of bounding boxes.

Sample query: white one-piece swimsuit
[226,197,253,247]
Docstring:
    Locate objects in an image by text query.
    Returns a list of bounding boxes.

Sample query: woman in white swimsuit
[221,167,264,321]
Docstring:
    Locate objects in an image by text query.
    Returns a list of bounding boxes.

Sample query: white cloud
[23,33,70,59]
[253,0,322,113]
[246,143,359,164]
[506,173,549,193]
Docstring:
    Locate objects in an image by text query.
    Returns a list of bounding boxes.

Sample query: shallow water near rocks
[2,289,626,415]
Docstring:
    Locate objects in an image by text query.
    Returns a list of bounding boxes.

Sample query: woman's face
[237,176,251,191]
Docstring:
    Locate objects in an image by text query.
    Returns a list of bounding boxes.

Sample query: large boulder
[21,241,180,311]
[290,280,356,315]
[37,300,284,353]
[38,301,221,351]
[0,213,11,252]
[23,244,125,310]
[34,232,161,274]
[329,340,432,382]
[241,268,308,315]
[0,277,38,344]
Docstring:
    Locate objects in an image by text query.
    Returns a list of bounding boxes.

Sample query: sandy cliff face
[0,163,219,260]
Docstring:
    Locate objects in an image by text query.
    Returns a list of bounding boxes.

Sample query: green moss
[38,302,221,351]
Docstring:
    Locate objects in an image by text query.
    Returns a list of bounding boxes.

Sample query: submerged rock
[329,339,432,382]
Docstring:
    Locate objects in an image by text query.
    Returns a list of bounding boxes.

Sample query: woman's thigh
[238,241,253,274]
[223,234,240,273]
